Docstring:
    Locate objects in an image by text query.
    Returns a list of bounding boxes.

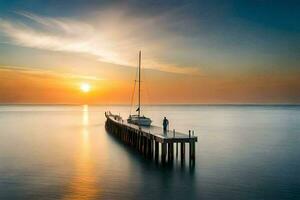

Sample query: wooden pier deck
[105,111,197,163]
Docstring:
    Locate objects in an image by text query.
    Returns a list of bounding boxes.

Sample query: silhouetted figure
[163,117,169,133]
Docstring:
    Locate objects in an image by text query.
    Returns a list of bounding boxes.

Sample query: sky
[0,0,299,104]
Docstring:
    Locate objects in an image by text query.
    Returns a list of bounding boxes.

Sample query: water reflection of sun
[63,105,98,200]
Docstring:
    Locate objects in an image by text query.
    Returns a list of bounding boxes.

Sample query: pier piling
[181,142,185,161]
[176,142,178,158]
[161,143,167,163]
[155,141,159,161]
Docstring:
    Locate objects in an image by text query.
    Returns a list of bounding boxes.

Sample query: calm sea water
[0,105,299,200]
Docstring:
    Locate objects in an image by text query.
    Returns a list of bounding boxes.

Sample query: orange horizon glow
[0,66,299,104]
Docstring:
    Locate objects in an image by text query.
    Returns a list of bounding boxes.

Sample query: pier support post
[189,141,196,161]
[161,143,167,163]
[181,142,185,161]
[138,134,141,151]
[134,132,137,149]
[155,141,159,161]
[176,142,178,158]
[143,137,147,155]
[141,137,144,154]
[147,138,151,158]
[144,137,146,156]
[168,143,174,162]
[139,135,142,152]
[137,133,139,149]
[150,139,153,158]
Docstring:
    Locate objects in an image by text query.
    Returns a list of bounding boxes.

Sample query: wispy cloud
[0,11,200,74]
[0,65,103,81]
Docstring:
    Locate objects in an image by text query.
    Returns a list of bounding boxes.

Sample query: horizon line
[0,103,299,106]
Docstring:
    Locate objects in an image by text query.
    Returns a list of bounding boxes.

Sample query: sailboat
[127,51,152,126]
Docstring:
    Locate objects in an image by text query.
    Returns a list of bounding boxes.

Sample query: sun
[80,83,91,93]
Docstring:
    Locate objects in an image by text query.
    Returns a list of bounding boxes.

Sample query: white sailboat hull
[127,115,152,126]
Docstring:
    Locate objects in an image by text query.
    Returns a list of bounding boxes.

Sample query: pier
[105,112,197,164]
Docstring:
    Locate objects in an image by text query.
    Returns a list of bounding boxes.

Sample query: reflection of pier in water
[105,112,197,165]
[63,105,98,200]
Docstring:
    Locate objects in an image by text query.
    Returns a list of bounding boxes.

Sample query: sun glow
[80,83,91,93]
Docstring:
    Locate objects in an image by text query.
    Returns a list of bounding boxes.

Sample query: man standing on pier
[163,117,169,133]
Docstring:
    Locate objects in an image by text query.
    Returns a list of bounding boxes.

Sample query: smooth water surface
[0,105,299,200]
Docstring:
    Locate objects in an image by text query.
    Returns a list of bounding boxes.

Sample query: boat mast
[138,51,141,117]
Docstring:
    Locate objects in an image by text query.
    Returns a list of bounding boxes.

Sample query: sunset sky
[0,0,299,104]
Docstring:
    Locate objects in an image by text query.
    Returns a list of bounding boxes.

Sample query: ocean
[0,105,299,200]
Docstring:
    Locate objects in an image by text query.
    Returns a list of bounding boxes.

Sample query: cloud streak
[0,65,103,81]
[0,11,200,74]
